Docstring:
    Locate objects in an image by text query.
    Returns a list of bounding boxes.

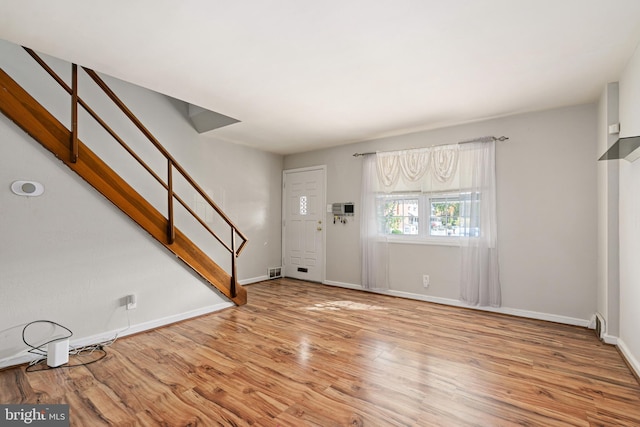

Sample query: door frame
[282,165,327,283]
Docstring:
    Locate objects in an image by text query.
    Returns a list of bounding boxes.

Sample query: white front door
[283,166,326,282]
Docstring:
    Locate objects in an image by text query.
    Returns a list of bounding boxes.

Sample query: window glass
[300,196,308,215]
[377,192,480,239]
[430,197,461,236]
[380,196,419,235]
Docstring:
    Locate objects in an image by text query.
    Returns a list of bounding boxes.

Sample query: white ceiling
[1,1,640,154]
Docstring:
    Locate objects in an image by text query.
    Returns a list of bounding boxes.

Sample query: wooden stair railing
[0,48,248,305]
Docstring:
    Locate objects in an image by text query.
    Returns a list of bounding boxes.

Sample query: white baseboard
[323,280,364,290]
[0,302,233,369]
[322,280,591,327]
[617,338,640,379]
[239,275,269,285]
[588,313,597,329]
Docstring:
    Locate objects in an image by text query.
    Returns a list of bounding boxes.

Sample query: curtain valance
[375,145,459,193]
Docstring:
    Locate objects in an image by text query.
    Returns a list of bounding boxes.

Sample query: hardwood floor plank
[0,366,41,403]
[1,278,639,426]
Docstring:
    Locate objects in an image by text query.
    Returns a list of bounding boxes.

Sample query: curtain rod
[352,135,509,157]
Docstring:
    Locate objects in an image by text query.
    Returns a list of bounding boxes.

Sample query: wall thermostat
[332,202,354,216]
[11,180,45,197]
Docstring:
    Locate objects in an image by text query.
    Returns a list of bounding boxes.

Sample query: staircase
[0,48,247,305]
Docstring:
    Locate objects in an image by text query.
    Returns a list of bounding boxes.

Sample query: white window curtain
[360,154,389,290]
[360,140,501,306]
[458,141,501,307]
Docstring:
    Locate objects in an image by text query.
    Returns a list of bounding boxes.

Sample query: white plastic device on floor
[47,338,69,367]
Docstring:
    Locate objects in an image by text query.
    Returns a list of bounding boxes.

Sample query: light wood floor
[1,278,639,426]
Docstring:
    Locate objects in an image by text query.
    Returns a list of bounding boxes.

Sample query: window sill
[383,235,461,247]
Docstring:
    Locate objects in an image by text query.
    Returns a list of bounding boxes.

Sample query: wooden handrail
[21,47,247,289]
[23,48,246,250]
[81,68,248,254]
[23,49,168,191]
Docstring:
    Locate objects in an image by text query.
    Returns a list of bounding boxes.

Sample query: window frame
[376,191,478,246]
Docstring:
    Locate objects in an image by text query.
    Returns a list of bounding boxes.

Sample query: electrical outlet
[423,275,430,288]
[126,294,137,310]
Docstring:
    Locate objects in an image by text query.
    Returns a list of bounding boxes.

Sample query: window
[299,196,308,215]
[430,195,463,237]
[377,192,479,239]
[379,196,419,235]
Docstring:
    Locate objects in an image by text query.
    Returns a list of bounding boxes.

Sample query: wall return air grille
[268,267,282,279]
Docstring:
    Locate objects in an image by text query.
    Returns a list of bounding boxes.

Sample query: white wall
[0,40,283,366]
[285,104,598,325]
[617,41,640,376]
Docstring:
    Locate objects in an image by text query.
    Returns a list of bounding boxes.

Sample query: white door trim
[282,165,327,283]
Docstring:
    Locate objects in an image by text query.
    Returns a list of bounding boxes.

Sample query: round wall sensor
[11,180,45,197]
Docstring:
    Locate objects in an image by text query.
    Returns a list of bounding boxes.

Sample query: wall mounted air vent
[599,136,640,162]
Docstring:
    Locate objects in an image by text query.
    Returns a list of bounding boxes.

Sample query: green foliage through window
[377,193,479,238]
[382,198,419,235]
